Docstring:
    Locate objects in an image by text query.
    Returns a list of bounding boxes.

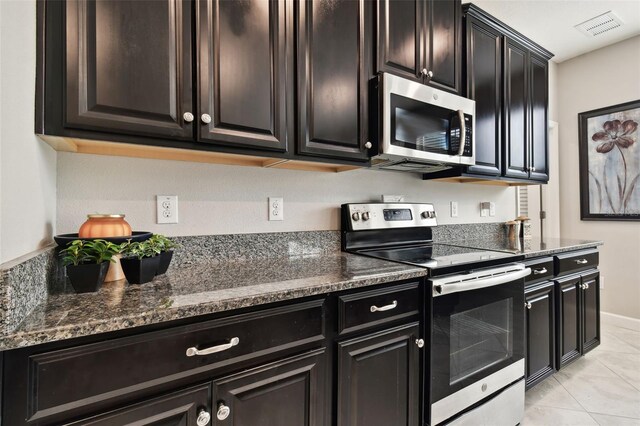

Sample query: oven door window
[449,298,513,384]
[390,93,460,155]
[431,280,524,403]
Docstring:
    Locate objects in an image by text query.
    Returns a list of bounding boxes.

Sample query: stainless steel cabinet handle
[186,337,239,357]
[201,113,212,124]
[415,338,425,348]
[216,402,230,421]
[197,409,212,426]
[457,109,466,156]
[533,267,547,275]
[575,259,588,264]
[525,302,532,310]
[364,141,372,149]
[370,300,397,313]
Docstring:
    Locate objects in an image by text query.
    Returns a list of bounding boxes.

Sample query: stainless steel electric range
[341,203,531,426]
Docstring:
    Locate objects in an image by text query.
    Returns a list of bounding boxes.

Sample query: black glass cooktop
[357,243,518,271]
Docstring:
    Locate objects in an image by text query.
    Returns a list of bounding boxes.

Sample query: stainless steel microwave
[369,73,476,173]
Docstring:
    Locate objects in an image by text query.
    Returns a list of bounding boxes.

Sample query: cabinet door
[581,271,601,354]
[65,384,210,425]
[65,0,193,139]
[525,281,555,389]
[465,17,502,176]
[297,0,371,161]
[425,0,461,93]
[556,276,582,369]
[198,0,290,152]
[503,37,529,179]
[337,323,421,426]
[377,0,424,82]
[212,349,328,426]
[529,53,549,181]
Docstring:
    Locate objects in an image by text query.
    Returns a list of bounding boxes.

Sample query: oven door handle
[457,109,466,156]
[431,268,531,297]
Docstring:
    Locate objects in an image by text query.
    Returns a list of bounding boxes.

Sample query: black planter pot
[66,262,110,293]
[156,250,174,275]
[121,256,161,284]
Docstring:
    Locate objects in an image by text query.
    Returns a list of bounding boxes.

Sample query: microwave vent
[370,158,452,174]
[574,11,623,37]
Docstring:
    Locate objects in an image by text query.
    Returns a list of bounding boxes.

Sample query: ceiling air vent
[575,11,623,37]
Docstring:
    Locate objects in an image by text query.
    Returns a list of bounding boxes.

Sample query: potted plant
[119,240,161,284]
[60,239,120,293]
[148,234,177,275]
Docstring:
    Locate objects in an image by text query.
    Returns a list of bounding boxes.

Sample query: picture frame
[578,100,640,221]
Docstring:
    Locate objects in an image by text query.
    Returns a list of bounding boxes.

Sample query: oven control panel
[342,203,437,231]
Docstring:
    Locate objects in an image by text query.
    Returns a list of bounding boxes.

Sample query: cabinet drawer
[19,300,324,423]
[555,249,599,277]
[338,282,421,335]
[524,257,554,286]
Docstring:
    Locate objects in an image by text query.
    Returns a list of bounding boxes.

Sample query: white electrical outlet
[489,202,496,217]
[269,197,284,221]
[450,201,458,218]
[157,195,178,224]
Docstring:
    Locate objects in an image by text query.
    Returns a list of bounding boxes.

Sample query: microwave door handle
[457,109,466,156]
[431,268,531,297]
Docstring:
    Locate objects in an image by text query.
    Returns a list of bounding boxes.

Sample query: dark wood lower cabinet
[525,281,555,389]
[66,384,210,426]
[337,323,421,426]
[555,270,600,370]
[556,275,582,368]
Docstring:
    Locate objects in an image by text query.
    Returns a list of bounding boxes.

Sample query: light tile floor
[523,321,640,425]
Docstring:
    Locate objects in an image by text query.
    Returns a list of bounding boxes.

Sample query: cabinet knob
[415,338,425,348]
[421,69,433,78]
[531,167,537,172]
[525,302,532,310]
[216,402,230,421]
[197,409,212,426]
[201,113,212,124]
[183,112,194,123]
[364,141,372,149]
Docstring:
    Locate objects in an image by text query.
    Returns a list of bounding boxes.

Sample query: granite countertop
[0,253,426,350]
[447,237,603,258]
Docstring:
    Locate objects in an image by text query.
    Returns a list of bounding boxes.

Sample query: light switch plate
[269,197,284,221]
[157,195,178,224]
[450,201,458,218]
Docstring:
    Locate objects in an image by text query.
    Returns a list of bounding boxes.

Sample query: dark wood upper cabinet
[376,0,424,82]
[197,0,290,152]
[65,0,193,139]
[377,0,461,93]
[464,16,502,176]
[525,281,556,389]
[337,323,421,426]
[529,53,549,181]
[426,0,462,93]
[503,37,529,180]
[296,0,371,161]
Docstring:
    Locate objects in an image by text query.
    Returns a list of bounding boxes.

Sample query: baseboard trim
[601,311,640,331]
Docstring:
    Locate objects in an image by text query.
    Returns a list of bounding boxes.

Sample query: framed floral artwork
[579,100,640,221]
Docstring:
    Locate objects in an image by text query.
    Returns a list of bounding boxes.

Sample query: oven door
[381,73,475,166]
[429,265,529,425]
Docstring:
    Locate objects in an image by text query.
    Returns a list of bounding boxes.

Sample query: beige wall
[57,153,517,236]
[0,0,57,263]
[557,35,640,319]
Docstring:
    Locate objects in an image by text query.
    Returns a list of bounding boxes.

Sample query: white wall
[0,0,57,263]
[57,153,517,236]
[557,35,640,320]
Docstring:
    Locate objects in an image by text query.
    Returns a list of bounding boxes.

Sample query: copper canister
[79,214,132,238]
[79,214,132,281]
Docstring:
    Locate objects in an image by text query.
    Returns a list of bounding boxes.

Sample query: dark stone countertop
[446,237,603,258]
[0,253,426,350]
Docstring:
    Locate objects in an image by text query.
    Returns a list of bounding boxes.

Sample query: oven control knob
[352,212,360,221]
[430,211,437,218]
[421,211,430,219]
[362,212,370,221]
